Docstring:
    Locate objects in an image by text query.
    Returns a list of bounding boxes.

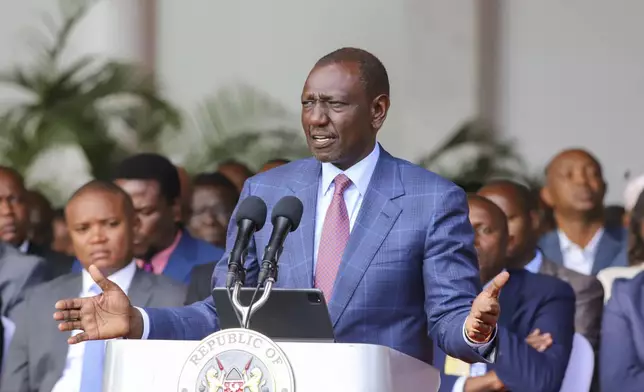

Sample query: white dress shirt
[51,261,137,392]
[558,228,604,275]
[139,143,495,354]
[524,250,544,274]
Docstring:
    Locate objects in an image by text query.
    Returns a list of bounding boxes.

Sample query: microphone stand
[228,254,278,329]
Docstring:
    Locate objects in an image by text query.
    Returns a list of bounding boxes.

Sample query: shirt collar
[558,227,605,253]
[524,250,543,273]
[81,260,137,295]
[320,143,380,196]
[19,240,29,253]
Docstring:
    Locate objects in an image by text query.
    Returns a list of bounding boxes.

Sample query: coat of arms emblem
[177,328,295,392]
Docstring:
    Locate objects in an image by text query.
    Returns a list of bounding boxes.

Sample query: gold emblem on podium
[178,328,295,392]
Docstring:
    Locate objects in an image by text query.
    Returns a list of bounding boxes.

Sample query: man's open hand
[53,265,142,344]
[465,271,509,343]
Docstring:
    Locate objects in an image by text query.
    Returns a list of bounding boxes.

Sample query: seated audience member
[70,154,224,284]
[217,159,254,193]
[51,208,74,257]
[597,189,644,302]
[622,173,644,227]
[479,180,604,351]
[539,149,627,275]
[188,172,239,249]
[259,158,290,173]
[434,195,575,392]
[0,180,186,392]
[0,243,47,319]
[600,271,644,392]
[0,166,74,279]
[26,189,55,247]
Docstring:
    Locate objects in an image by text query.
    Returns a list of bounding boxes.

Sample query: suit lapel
[128,270,154,307]
[162,230,196,281]
[592,226,626,274]
[539,232,564,265]
[329,150,404,327]
[51,275,82,378]
[285,159,322,288]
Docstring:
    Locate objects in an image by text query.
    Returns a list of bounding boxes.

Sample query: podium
[103,334,441,391]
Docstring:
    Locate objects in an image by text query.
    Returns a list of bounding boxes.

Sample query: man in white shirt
[0,180,186,392]
[538,149,627,275]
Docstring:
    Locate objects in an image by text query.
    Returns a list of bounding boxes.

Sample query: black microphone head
[271,196,304,231]
[235,196,267,230]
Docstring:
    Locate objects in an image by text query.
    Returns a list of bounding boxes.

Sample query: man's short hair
[315,47,390,100]
[67,180,135,216]
[483,179,538,212]
[193,172,239,195]
[217,159,254,177]
[0,166,25,189]
[112,153,180,203]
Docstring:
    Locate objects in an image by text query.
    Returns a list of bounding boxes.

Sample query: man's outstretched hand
[465,271,510,343]
[53,264,143,344]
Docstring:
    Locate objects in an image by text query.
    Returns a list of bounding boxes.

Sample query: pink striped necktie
[315,174,353,302]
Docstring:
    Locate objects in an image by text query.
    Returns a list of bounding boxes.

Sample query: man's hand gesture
[465,271,509,343]
[53,265,142,344]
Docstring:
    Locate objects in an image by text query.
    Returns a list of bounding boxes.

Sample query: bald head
[467,194,508,284]
[545,149,602,179]
[542,148,605,217]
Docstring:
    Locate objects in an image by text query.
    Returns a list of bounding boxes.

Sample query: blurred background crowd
[0,1,643,392]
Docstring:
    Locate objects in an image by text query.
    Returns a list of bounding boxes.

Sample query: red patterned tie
[315,174,352,302]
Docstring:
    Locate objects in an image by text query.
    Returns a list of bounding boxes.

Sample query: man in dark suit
[434,195,575,392]
[538,149,627,275]
[0,242,48,319]
[55,47,509,365]
[479,180,604,351]
[0,166,74,279]
[600,271,644,392]
[71,154,224,284]
[0,180,186,392]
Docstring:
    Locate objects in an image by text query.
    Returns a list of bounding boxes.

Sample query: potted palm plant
[0,0,180,202]
[418,119,540,191]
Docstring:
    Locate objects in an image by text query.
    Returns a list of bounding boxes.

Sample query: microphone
[258,196,304,285]
[226,196,268,288]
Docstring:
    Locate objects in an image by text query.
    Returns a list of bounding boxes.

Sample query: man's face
[301,62,385,170]
[542,150,605,214]
[189,185,237,248]
[0,171,29,246]
[114,179,179,258]
[468,198,508,284]
[66,190,135,274]
[478,185,539,266]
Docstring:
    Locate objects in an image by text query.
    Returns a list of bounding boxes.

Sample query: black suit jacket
[26,243,74,280]
[185,261,216,305]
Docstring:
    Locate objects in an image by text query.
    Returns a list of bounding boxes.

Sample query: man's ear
[529,210,541,232]
[540,186,554,208]
[371,94,390,131]
[172,199,183,223]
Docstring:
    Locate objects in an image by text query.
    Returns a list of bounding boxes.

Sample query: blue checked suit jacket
[146,147,488,364]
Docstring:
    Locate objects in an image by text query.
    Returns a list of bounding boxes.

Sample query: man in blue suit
[600,271,644,392]
[538,149,627,275]
[54,48,508,364]
[72,154,224,283]
[433,195,575,392]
